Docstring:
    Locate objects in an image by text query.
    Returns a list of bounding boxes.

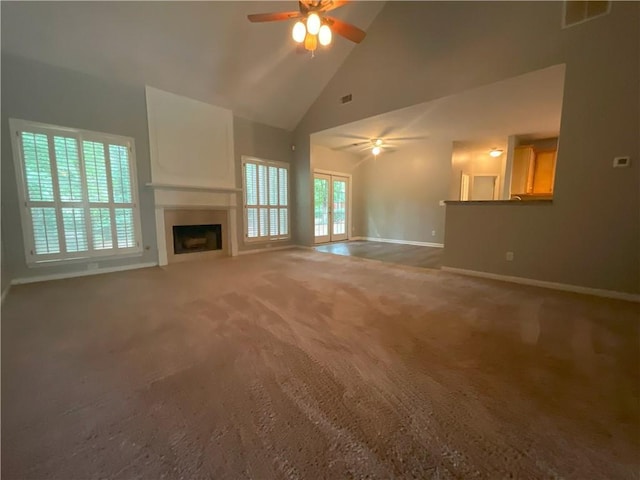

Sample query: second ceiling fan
[247,1,367,53]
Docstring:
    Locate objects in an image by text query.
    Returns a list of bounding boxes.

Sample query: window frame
[241,155,290,243]
[9,118,143,266]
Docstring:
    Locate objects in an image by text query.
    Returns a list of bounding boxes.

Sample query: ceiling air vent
[341,94,352,104]
[563,1,610,28]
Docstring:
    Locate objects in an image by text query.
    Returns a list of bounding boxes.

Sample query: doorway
[471,174,500,200]
[314,172,350,244]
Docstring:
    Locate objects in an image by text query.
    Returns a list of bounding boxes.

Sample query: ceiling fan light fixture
[372,146,382,156]
[374,138,383,146]
[318,24,332,46]
[292,21,306,43]
[306,12,321,35]
[489,148,503,157]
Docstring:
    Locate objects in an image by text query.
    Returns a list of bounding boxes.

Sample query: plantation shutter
[243,158,289,241]
[12,120,142,264]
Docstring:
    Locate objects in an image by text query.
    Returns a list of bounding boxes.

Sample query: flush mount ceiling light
[489,148,504,157]
[248,1,367,54]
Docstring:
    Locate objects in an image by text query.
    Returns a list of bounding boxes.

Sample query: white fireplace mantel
[146,183,242,193]
[145,86,240,265]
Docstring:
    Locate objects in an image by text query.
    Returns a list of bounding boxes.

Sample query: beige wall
[311,144,361,174]
[293,1,639,294]
[356,141,451,244]
[450,142,507,201]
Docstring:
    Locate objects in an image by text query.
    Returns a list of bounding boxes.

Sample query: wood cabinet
[511,146,535,194]
[532,150,556,194]
[510,145,556,196]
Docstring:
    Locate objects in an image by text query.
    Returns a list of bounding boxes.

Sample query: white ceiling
[1,1,385,131]
[312,64,566,156]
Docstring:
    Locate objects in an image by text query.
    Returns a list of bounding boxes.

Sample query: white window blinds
[243,157,289,241]
[10,119,142,264]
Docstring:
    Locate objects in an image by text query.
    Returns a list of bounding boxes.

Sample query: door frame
[313,169,353,244]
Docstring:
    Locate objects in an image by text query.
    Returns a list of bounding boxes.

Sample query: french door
[314,172,349,244]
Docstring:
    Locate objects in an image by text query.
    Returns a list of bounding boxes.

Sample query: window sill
[243,237,291,245]
[27,250,144,268]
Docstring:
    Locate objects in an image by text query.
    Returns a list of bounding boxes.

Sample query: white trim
[314,168,352,177]
[11,262,158,285]
[146,183,242,193]
[1,285,11,304]
[241,156,291,243]
[237,245,297,256]
[313,169,353,244]
[155,204,234,210]
[441,266,640,303]
[9,118,143,265]
[155,208,168,266]
[353,236,444,248]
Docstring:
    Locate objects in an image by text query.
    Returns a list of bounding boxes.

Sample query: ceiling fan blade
[299,1,311,14]
[247,11,302,22]
[334,134,369,141]
[325,16,366,43]
[387,135,429,142]
[318,0,350,12]
[333,144,358,151]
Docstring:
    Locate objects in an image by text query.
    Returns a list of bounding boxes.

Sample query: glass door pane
[332,179,346,236]
[314,175,330,242]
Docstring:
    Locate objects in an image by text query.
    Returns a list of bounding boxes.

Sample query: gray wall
[357,141,451,244]
[1,54,158,281]
[1,235,9,295]
[233,116,294,252]
[293,1,639,294]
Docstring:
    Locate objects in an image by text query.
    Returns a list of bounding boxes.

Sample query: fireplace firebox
[173,224,222,255]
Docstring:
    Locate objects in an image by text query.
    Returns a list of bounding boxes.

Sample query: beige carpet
[2,249,638,479]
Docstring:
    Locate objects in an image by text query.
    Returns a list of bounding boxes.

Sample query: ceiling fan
[336,134,429,156]
[247,1,367,53]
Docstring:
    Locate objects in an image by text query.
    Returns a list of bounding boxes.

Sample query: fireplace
[162,209,230,264]
[173,224,222,255]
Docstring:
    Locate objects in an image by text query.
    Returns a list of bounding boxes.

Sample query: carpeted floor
[2,249,639,479]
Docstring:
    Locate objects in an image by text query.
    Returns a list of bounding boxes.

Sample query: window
[10,119,142,265]
[242,156,289,241]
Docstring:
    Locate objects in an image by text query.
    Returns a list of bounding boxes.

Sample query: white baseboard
[237,245,298,256]
[441,266,640,303]
[11,262,158,286]
[352,236,444,248]
[1,285,11,304]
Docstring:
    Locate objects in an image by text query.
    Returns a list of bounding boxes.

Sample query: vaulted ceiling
[1,1,385,131]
